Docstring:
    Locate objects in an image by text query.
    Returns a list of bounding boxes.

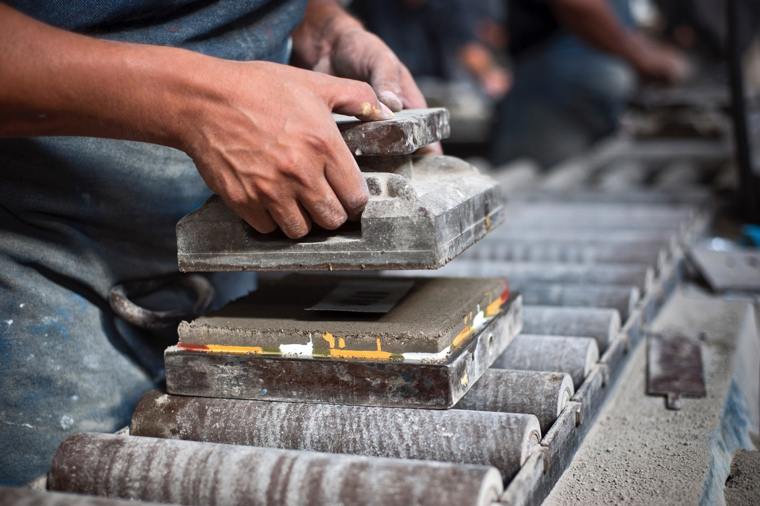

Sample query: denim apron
[0,0,308,485]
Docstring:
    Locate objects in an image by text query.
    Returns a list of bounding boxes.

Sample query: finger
[223,195,279,235]
[322,76,394,121]
[268,199,313,239]
[300,182,349,230]
[396,64,429,110]
[365,52,406,112]
[322,128,369,221]
[416,141,443,157]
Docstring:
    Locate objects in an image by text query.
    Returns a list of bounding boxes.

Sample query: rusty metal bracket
[647,332,707,410]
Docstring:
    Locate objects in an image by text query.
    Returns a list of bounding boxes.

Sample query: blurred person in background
[490,0,688,169]
[350,0,512,100]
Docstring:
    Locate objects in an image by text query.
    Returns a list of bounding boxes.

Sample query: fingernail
[379,91,403,112]
[379,102,394,120]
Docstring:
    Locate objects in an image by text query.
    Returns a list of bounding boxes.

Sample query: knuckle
[320,207,348,230]
[282,218,310,239]
[253,220,277,235]
[224,189,249,210]
[346,188,369,212]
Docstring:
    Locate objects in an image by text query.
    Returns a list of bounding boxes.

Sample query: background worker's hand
[182,61,393,239]
[628,34,690,85]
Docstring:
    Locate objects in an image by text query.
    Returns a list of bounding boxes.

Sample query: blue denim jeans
[490,0,637,168]
[0,0,307,485]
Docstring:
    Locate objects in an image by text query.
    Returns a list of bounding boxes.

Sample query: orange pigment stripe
[177,343,264,355]
[486,287,510,317]
[328,349,394,360]
[453,287,511,348]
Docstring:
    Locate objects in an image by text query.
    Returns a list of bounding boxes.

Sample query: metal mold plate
[165,294,521,409]
[177,156,503,271]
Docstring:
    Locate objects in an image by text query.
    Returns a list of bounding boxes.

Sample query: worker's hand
[321,28,443,155]
[479,67,512,100]
[313,28,426,113]
[182,61,393,239]
[292,1,442,154]
[0,3,391,239]
[628,34,690,85]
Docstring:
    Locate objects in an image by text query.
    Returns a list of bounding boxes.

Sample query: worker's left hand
[312,28,444,156]
[312,28,424,113]
[293,3,442,155]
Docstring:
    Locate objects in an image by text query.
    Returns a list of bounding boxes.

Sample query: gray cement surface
[179,274,509,354]
[543,287,760,505]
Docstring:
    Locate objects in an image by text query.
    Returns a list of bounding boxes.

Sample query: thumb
[322,77,395,121]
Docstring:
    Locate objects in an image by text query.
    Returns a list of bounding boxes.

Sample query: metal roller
[461,239,667,266]
[48,433,504,506]
[653,160,701,191]
[398,260,653,292]
[521,306,621,352]
[493,158,540,193]
[516,283,639,320]
[455,369,574,434]
[0,487,169,506]
[484,227,676,243]
[497,214,685,230]
[130,390,541,480]
[491,334,599,389]
[512,189,708,205]
[501,203,694,222]
[595,160,650,192]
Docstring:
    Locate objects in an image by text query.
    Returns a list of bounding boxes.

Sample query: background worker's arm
[551,0,688,83]
[0,2,403,239]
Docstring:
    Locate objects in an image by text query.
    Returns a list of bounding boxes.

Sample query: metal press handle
[109,274,215,330]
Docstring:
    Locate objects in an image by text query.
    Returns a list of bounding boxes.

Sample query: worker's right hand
[180,61,392,239]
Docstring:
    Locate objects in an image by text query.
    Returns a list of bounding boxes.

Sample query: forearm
[551,0,641,64]
[291,0,363,69]
[0,3,210,149]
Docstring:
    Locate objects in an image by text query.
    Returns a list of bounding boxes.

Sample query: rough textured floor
[544,287,759,505]
[725,447,760,505]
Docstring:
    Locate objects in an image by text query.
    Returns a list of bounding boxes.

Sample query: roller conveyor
[48,433,505,506]
[13,89,736,506]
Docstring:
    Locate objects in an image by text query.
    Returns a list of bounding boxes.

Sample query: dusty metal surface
[647,332,707,409]
[335,108,450,155]
[689,245,760,292]
[165,293,521,408]
[49,433,504,506]
[130,391,541,481]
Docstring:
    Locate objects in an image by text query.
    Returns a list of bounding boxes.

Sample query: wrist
[615,31,650,74]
